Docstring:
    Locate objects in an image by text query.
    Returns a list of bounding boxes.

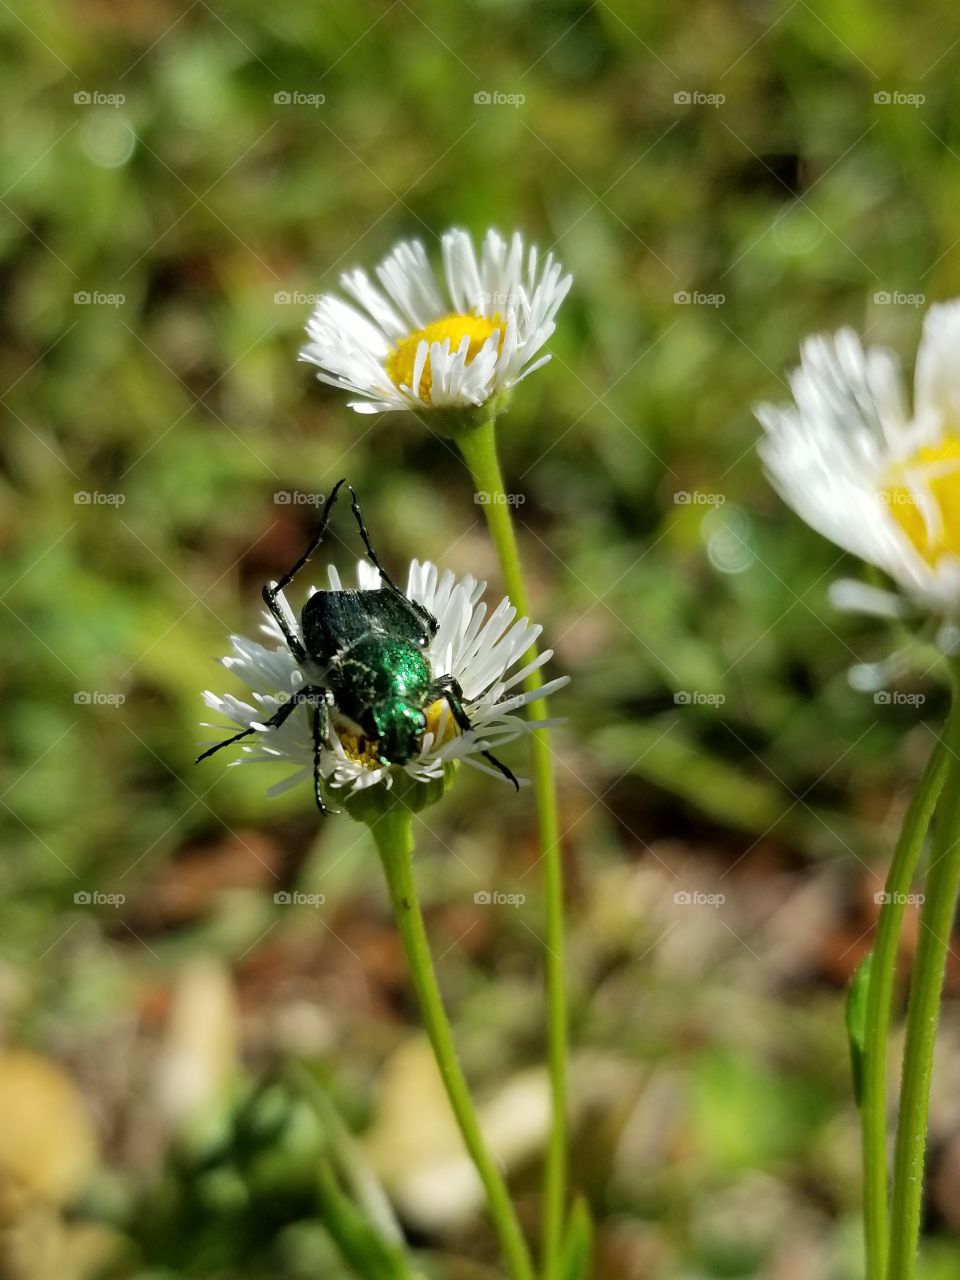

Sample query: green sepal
[425,390,512,440]
[338,760,459,827]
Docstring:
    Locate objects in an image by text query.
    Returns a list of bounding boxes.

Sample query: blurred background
[3,0,960,1275]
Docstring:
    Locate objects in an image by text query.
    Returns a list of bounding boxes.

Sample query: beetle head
[373,699,428,765]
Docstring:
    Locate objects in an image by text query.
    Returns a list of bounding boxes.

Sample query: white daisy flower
[299,228,572,415]
[199,559,568,803]
[757,300,960,623]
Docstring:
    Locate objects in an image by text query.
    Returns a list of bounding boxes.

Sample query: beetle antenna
[347,484,438,637]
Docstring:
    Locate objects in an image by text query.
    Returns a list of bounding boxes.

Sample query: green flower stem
[457,419,567,1280]
[861,738,947,1279]
[371,804,535,1280]
[888,679,960,1279]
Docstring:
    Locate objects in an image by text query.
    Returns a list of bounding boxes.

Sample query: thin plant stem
[888,680,960,1279]
[371,804,536,1280]
[860,738,947,1279]
[457,418,567,1280]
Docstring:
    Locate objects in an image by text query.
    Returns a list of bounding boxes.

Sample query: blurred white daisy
[757,300,960,626]
[200,560,568,800]
[299,228,571,415]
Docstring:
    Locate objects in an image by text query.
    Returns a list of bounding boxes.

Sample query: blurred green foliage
[3,0,960,1275]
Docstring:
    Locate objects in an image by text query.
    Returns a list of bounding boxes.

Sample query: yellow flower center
[335,701,460,769]
[337,729,383,769]
[385,313,502,404]
[423,698,459,748]
[883,436,960,565]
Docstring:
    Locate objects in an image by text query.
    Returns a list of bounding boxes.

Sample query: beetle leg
[196,684,328,763]
[432,677,520,791]
[311,697,339,816]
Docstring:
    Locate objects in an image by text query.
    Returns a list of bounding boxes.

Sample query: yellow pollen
[386,313,503,404]
[883,436,960,565]
[338,730,382,769]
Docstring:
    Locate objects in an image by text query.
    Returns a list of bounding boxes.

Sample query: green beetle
[198,479,518,812]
